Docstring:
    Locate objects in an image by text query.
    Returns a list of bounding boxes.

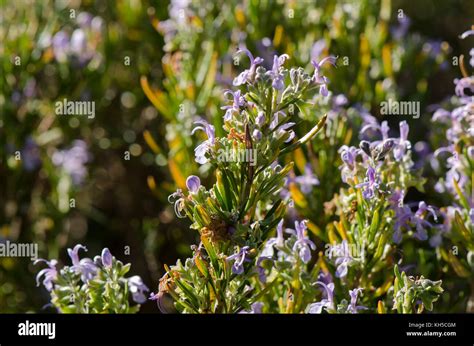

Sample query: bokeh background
[1,0,473,312]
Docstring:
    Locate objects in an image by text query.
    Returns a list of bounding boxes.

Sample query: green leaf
[195,42,214,87]
[119,263,131,276]
[213,185,227,212]
[368,208,380,244]
[453,211,473,244]
[201,236,219,272]
[279,114,327,156]
[174,278,200,311]
[394,265,403,289]
[453,178,470,210]
[263,200,282,222]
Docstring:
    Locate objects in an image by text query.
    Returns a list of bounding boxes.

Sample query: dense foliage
[1,0,473,313]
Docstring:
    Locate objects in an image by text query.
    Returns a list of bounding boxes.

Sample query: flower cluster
[296,113,446,314]
[431,29,473,209]
[50,12,104,67]
[337,119,436,244]
[22,3,467,313]
[156,39,451,314]
[35,245,148,313]
[428,28,474,281]
[307,282,367,314]
[158,49,330,313]
[52,140,90,185]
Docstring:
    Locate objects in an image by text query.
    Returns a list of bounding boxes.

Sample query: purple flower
[412,202,437,241]
[252,129,262,141]
[295,164,320,194]
[391,15,411,40]
[239,302,264,314]
[249,302,264,313]
[51,16,101,67]
[339,145,359,167]
[434,156,468,195]
[393,121,411,161]
[414,201,437,221]
[233,49,264,86]
[347,288,367,313]
[67,244,87,264]
[308,281,335,313]
[339,145,360,183]
[317,271,333,286]
[52,140,90,185]
[460,29,474,39]
[292,220,316,263]
[186,175,201,193]
[221,90,245,121]
[311,56,337,74]
[261,219,285,257]
[454,77,474,99]
[356,166,380,200]
[101,248,113,268]
[332,94,348,109]
[67,244,97,282]
[390,190,412,243]
[393,199,438,242]
[255,111,265,126]
[192,119,216,164]
[381,121,390,140]
[128,275,149,304]
[330,240,355,278]
[266,54,289,90]
[52,31,69,63]
[432,108,451,122]
[34,259,58,291]
[226,246,251,274]
[311,56,337,96]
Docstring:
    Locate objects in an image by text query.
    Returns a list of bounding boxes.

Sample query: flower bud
[253,129,262,141]
[101,248,113,268]
[186,175,201,193]
[256,111,265,126]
